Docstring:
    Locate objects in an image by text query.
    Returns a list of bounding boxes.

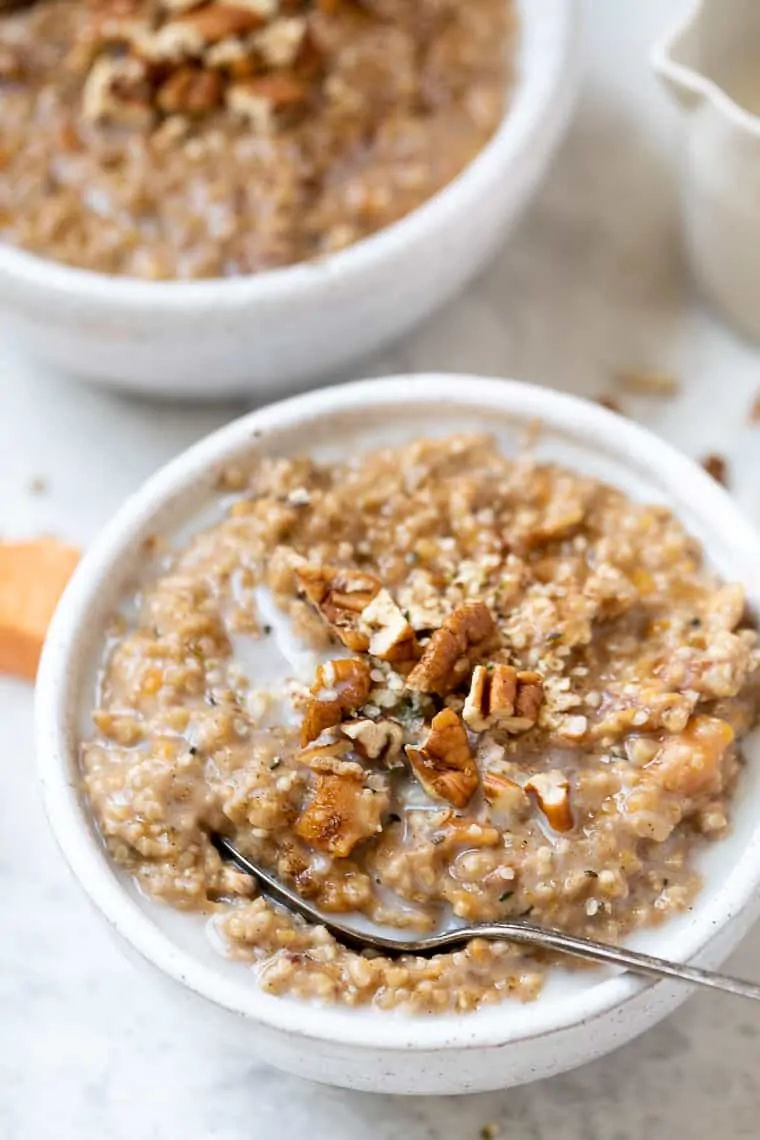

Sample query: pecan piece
[294,772,386,858]
[135,2,268,66]
[300,657,372,746]
[156,66,224,114]
[482,770,530,817]
[464,667,543,734]
[82,56,155,128]
[227,73,310,129]
[406,708,479,809]
[701,453,729,487]
[358,588,418,666]
[463,663,518,731]
[297,739,358,776]
[341,717,404,764]
[406,602,497,696]
[253,15,307,68]
[509,670,544,732]
[295,564,381,651]
[525,771,573,832]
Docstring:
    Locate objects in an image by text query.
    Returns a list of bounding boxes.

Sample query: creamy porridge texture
[81,435,760,1013]
[0,0,513,278]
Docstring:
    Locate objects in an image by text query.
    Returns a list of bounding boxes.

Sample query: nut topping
[463,663,543,733]
[157,66,224,114]
[463,663,517,731]
[406,708,480,809]
[509,671,544,732]
[295,564,381,651]
[81,0,319,131]
[294,771,387,857]
[357,588,418,666]
[82,56,155,128]
[300,656,372,745]
[341,717,404,763]
[406,602,497,696]
[227,73,309,129]
[525,771,573,832]
[482,770,530,817]
[144,4,269,61]
[253,15,306,68]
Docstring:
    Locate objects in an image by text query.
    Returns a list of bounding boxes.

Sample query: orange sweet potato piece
[0,538,80,681]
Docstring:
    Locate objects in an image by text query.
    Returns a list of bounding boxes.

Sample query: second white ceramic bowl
[35,375,760,1094]
[0,0,578,398]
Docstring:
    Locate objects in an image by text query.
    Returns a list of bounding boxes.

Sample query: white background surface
[3,1,760,1136]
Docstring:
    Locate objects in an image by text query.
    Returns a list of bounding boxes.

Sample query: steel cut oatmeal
[0,0,514,278]
[81,435,760,1013]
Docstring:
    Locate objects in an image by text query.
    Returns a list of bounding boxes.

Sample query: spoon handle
[483,922,760,1001]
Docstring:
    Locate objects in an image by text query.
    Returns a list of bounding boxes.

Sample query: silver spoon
[214,834,760,1002]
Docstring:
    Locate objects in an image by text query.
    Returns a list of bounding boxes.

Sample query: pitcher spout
[651,49,705,112]
[650,2,707,113]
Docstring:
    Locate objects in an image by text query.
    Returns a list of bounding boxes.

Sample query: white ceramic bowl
[0,1,578,399]
[35,375,760,1095]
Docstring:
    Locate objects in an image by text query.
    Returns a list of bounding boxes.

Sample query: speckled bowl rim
[35,375,760,1053]
[0,0,578,308]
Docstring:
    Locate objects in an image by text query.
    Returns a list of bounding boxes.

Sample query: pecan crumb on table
[0,0,515,278]
[80,434,759,1013]
[701,452,730,487]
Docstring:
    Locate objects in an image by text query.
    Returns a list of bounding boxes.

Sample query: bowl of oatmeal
[35,374,760,1094]
[0,0,578,396]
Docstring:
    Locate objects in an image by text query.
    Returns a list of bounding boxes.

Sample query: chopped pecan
[140,3,268,61]
[156,66,224,114]
[463,663,517,731]
[205,35,253,75]
[300,657,372,746]
[227,72,310,128]
[296,739,358,776]
[294,772,386,857]
[358,588,418,666]
[525,771,573,832]
[406,602,497,696]
[482,770,530,817]
[253,15,307,68]
[463,663,542,733]
[510,670,544,730]
[701,453,729,487]
[406,708,479,809]
[341,717,404,763]
[82,56,155,128]
[295,564,381,651]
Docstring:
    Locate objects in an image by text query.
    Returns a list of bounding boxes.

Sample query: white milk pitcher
[652,0,760,343]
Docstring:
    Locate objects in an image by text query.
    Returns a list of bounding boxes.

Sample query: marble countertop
[3,2,760,1137]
